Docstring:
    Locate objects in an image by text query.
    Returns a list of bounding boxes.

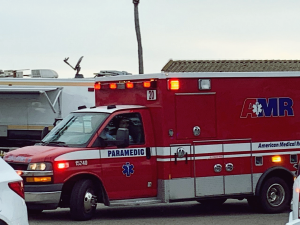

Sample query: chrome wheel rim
[266,183,285,207]
[83,188,97,213]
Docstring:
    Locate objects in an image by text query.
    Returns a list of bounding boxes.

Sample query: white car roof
[73,105,146,114]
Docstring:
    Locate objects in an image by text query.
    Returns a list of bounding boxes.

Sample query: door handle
[214,164,222,173]
[225,163,234,172]
[146,147,151,159]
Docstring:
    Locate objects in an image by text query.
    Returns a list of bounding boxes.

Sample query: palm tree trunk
[133,0,144,74]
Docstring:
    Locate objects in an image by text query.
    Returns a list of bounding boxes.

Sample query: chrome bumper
[25,191,61,204]
[24,183,63,210]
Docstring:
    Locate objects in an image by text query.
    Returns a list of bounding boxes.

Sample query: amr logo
[240,97,294,118]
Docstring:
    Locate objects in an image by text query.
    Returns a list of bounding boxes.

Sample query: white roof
[0,158,21,183]
[95,71,300,82]
[0,86,61,93]
[73,105,146,114]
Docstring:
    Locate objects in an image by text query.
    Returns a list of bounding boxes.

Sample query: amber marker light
[272,156,282,163]
[126,82,134,89]
[94,82,101,90]
[143,81,151,88]
[109,83,117,89]
[168,79,180,90]
[26,177,52,182]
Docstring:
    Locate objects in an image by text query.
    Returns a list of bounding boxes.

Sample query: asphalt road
[28,199,290,225]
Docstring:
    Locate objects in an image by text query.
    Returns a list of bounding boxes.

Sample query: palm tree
[133,0,144,74]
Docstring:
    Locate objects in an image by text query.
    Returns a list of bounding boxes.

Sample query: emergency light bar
[94,80,157,90]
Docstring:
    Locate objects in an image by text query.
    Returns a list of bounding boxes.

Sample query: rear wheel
[70,179,97,221]
[259,177,291,213]
[247,196,261,211]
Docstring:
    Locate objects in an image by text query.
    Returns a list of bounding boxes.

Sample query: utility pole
[133,0,144,74]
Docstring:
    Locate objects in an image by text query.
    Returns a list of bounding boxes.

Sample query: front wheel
[70,179,97,221]
[259,177,291,213]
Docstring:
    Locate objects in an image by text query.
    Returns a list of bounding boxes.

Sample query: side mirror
[115,128,129,148]
[41,127,49,139]
[95,128,130,148]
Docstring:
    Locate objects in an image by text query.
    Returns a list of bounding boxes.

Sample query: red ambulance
[3,69,299,220]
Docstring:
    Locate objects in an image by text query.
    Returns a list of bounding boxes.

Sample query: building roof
[161,60,300,72]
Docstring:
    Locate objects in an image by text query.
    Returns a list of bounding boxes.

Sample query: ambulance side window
[101,113,145,146]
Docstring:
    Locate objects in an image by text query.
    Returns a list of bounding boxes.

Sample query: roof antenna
[63,56,84,78]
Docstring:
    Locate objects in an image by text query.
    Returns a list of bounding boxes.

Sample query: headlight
[27,162,52,171]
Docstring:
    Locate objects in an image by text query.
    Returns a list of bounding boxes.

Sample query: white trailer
[0,70,95,151]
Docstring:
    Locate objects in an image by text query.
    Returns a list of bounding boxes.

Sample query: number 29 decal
[147,90,157,100]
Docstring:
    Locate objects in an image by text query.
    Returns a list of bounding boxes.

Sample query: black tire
[198,198,227,206]
[259,177,291,213]
[28,209,43,214]
[0,220,7,225]
[247,196,262,212]
[70,179,97,221]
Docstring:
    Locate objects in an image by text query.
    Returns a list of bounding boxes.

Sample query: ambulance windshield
[41,112,109,147]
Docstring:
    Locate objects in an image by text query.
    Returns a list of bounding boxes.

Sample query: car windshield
[41,112,109,147]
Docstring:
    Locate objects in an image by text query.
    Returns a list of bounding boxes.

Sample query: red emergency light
[110,83,117,89]
[168,79,180,90]
[57,162,69,169]
[94,82,101,90]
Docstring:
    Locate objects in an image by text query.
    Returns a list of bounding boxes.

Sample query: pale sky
[1,0,300,78]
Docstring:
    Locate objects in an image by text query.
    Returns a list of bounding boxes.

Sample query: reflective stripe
[54,140,300,162]
[54,150,100,161]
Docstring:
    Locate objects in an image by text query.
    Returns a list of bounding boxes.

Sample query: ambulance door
[175,93,216,140]
[223,141,252,195]
[194,141,225,197]
[194,140,253,197]
[168,145,194,200]
[100,110,157,200]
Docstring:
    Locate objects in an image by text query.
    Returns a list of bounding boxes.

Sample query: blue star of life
[122,162,134,177]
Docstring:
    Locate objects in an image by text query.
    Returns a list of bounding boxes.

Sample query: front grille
[7,162,28,170]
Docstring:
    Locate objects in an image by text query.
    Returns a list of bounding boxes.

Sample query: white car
[0,157,29,225]
[287,175,300,225]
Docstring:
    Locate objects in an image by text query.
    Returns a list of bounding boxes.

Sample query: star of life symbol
[253,102,262,116]
[122,162,134,177]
